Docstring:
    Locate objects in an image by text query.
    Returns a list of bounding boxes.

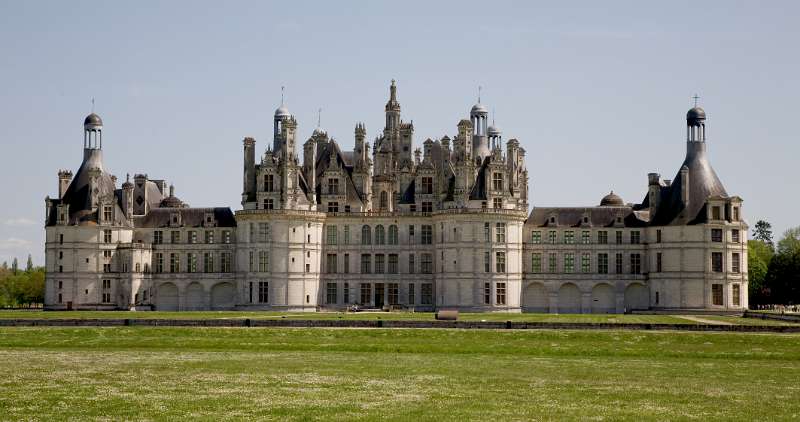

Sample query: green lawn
[2,310,793,326]
[1,327,799,420]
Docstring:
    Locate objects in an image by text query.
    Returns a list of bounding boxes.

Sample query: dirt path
[677,315,733,325]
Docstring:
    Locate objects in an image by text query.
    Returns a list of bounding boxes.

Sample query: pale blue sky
[1,1,798,265]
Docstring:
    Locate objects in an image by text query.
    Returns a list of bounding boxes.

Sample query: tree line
[0,254,44,308]
[749,220,800,305]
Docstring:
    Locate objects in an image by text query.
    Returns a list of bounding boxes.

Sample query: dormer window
[421,177,433,195]
[263,199,274,210]
[264,174,274,192]
[103,205,112,223]
[712,206,721,220]
[328,178,339,195]
[732,206,739,221]
[492,173,503,191]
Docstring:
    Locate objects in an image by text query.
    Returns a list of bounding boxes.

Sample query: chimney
[242,137,256,205]
[58,170,73,198]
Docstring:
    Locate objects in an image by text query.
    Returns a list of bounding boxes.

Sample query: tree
[753,220,774,247]
[25,254,33,272]
[763,227,800,305]
[777,227,800,256]
[11,258,18,275]
[748,240,773,304]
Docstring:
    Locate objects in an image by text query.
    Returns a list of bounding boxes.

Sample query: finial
[492,107,496,126]
[317,108,322,128]
[91,98,95,113]
[478,86,482,103]
[281,86,285,106]
[391,79,395,86]
[692,94,700,107]
[126,173,130,182]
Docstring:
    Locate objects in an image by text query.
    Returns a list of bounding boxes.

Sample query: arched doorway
[185,282,205,311]
[522,283,548,313]
[591,283,615,314]
[211,282,236,310]
[624,283,649,311]
[557,283,581,313]
[156,282,178,311]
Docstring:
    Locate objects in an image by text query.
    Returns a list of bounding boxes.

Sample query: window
[388,254,398,274]
[732,284,741,306]
[421,283,433,305]
[343,283,350,304]
[483,282,491,305]
[375,254,385,274]
[581,253,590,273]
[327,202,339,213]
[598,253,608,274]
[219,253,231,273]
[223,230,231,244]
[495,223,506,243]
[484,223,491,243]
[375,225,386,245]
[205,231,214,244]
[408,283,415,304]
[326,283,337,304]
[326,226,337,244]
[630,231,640,244]
[564,253,575,273]
[421,253,433,274]
[492,173,503,191]
[387,283,399,305]
[59,234,64,244]
[360,254,372,274]
[187,253,198,273]
[615,231,623,245]
[656,253,662,273]
[712,284,723,306]
[360,283,372,305]
[343,253,350,273]
[343,225,350,244]
[258,251,269,272]
[379,191,389,210]
[171,231,180,244]
[710,228,722,242]
[493,198,502,209]
[155,253,164,273]
[58,293,62,303]
[422,201,433,213]
[597,231,608,244]
[305,263,310,273]
[263,198,274,210]
[656,229,662,243]
[421,177,433,194]
[153,231,163,244]
[204,253,214,273]
[259,281,269,303]
[712,252,723,272]
[408,225,415,244]
[421,225,433,245]
[496,283,506,305]
[328,178,339,195]
[103,205,112,222]
[258,223,269,242]
[615,253,623,274]
[169,253,179,273]
[408,253,415,273]
[731,229,740,243]
[548,253,557,273]
[484,251,491,273]
[248,251,255,272]
[361,225,371,245]
[548,230,557,244]
[531,231,541,244]
[495,252,506,273]
[630,253,641,274]
[264,174,274,192]
[103,230,112,244]
[712,206,721,220]
[188,231,197,244]
[564,231,574,244]
[388,225,398,245]
[531,253,542,273]
[733,207,739,221]
[732,253,740,273]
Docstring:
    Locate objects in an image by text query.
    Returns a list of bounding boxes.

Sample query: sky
[0,1,798,266]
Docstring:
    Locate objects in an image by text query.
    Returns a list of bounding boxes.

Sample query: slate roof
[526,206,648,228]
[133,207,236,228]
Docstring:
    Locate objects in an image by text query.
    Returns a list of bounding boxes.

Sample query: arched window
[375,225,386,245]
[361,225,371,245]
[388,225,398,245]
[380,191,388,210]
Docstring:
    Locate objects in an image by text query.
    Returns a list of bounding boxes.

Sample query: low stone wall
[0,318,799,333]
[744,310,800,323]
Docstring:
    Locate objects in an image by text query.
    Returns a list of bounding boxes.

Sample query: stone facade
[42,82,748,313]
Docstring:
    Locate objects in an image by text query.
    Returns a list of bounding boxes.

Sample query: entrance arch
[522,283,548,313]
[591,283,615,314]
[210,282,236,310]
[185,282,205,311]
[624,283,649,311]
[156,282,178,311]
[557,283,581,314]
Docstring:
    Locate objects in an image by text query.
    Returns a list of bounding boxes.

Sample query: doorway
[374,283,385,308]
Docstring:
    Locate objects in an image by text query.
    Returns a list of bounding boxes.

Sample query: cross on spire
[692,94,700,107]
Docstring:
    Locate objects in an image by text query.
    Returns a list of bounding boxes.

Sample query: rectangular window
[630,231,640,244]
[712,206,721,220]
[421,283,433,305]
[615,253,623,274]
[263,198,274,210]
[375,254,385,274]
[712,252,723,272]
[388,254,399,274]
[495,252,506,273]
[598,253,608,274]
[326,282,337,304]
[597,230,608,244]
[484,223,491,243]
[548,230,557,244]
[171,230,180,244]
[343,225,350,244]
[421,177,433,194]
[360,283,372,305]
[103,205,112,222]
[169,253,179,273]
[421,225,433,244]
[581,253,590,273]
[204,253,214,273]
[328,178,339,195]
[656,229,662,243]
[326,225,337,244]
[711,229,722,242]
[408,225,415,244]
[630,253,641,274]
[188,231,197,244]
[483,282,491,305]
[187,253,197,273]
[103,230,112,244]
[732,253,740,273]
[531,253,542,273]
[259,223,269,242]
[492,172,503,191]
[731,229,740,243]
[387,283,399,305]
[343,253,350,273]
[732,284,741,306]
[153,231,163,244]
[324,253,337,274]
[615,231,623,245]
[249,251,254,272]
[408,253,415,274]
[548,253,557,273]
[564,253,574,273]
[408,283,415,305]
[712,283,723,306]
[581,231,590,244]
[493,198,502,209]
[484,251,491,273]
[495,223,506,243]
[496,283,506,305]
[343,283,350,304]
[223,230,231,244]
[531,231,542,244]
[264,174,274,192]
[327,202,339,213]
[656,252,662,273]
[259,251,269,272]
[155,253,164,273]
[421,253,433,274]
[360,254,372,274]
[422,201,433,213]
[205,231,214,244]
[564,231,574,244]
[258,281,269,303]
[733,207,739,221]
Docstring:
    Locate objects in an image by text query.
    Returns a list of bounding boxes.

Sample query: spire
[281,86,285,106]
[478,85,482,103]
[390,79,397,102]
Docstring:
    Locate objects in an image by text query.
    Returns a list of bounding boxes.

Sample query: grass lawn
[1,310,795,326]
[1,327,799,420]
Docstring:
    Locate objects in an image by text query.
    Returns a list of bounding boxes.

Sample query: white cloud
[4,218,37,226]
[0,238,33,250]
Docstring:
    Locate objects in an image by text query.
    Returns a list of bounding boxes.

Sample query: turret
[648,173,661,216]
[470,95,490,160]
[385,79,401,129]
[122,174,134,221]
[242,137,256,205]
[58,170,73,199]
